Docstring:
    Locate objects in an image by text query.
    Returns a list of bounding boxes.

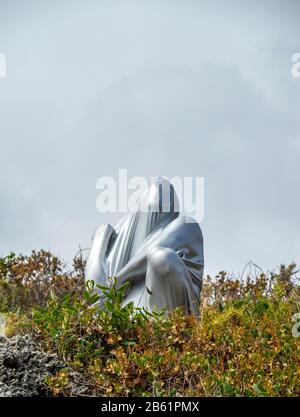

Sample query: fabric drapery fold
[85,177,204,315]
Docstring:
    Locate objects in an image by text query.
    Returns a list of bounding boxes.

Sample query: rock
[0,334,64,397]
[0,334,93,397]
[3,355,18,368]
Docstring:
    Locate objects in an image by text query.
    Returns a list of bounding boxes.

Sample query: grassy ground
[0,251,300,396]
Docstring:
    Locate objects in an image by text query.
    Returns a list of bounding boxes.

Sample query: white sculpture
[85,178,204,315]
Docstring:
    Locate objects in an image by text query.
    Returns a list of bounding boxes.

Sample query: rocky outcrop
[0,335,64,397]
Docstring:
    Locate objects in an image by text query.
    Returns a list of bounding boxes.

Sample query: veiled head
[136,177,180,234]
[107,177,180,275]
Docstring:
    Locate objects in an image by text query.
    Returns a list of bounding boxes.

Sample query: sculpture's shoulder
[160,215,203,253]
[170,215,203,238]
[92,223,115,240]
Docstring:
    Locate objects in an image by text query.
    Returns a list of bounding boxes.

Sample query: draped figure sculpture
[85,177,204,315]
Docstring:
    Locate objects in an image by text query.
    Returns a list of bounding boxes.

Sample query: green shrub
[1,251,300,397]
[0,250,84,313]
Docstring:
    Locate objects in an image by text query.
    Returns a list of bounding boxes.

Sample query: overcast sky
[0,0,299,276]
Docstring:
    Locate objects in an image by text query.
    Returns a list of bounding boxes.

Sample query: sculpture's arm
[115,227,170,287]
[116,218,204,286]
[115,246,148,287]
[85,224,115,287]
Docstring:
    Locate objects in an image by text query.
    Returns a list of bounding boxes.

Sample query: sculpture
[85,177,204,315]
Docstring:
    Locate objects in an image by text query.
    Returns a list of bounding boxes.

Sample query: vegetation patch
[0,251,299,396]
